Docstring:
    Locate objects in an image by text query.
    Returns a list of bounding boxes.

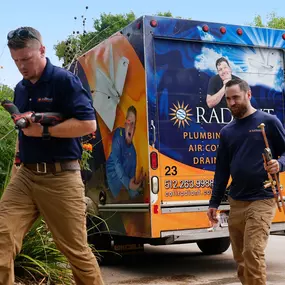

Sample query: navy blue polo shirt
[13,58,95,164]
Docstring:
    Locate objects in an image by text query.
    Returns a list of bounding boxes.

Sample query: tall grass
[0,109,16,191]
[0,84,17,191]
[14,219,73,285]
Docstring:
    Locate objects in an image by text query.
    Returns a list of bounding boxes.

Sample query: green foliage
[14,219,73,284]
[251,15,265,27]
[155,11,191,19]
[54,11,187,67]
[155,11,173,17]
[0,84,14,101]
[267,12,285,29]
[250,12,285,29]
[54,11,136,67]
[93,11,136,45]
[0,84,16,192]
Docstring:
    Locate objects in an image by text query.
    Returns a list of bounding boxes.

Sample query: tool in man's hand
[258,123,285,214]
[262,147,281,212]
[1,99,64,129]
[1,100,31,129]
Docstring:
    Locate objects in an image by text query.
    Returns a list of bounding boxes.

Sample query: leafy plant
[14,219,74,285]
[80,143,93,171]
[250,12,285,29]
[54,11,184,66]
[0,84,17,192]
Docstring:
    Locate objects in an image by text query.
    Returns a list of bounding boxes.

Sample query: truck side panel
[77,26,151,238]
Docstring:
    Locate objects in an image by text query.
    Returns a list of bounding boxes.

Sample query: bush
[14,219,74,285]
[0,84,17,191]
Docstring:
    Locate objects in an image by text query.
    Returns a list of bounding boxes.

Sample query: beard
[229,104,248,119]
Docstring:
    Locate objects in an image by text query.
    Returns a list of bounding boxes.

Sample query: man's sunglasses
[7,28,40,42]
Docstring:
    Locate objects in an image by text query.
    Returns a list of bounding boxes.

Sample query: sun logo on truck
[169,102,193,128]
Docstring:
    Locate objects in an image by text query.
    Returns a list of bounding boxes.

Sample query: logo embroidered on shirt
[37,97,53,103]
[249,129,261,133]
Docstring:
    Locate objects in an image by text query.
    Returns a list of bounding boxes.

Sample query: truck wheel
[197,237,230,255]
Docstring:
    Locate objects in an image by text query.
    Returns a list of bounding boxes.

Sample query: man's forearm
[49,118,96,138]
[206,86,226,108]
[209,187,227,208]
[209,165,230,208]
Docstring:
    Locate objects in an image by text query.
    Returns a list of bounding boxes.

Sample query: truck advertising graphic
[74,16,285,260]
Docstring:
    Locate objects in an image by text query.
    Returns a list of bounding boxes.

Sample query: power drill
[1,99,64,129]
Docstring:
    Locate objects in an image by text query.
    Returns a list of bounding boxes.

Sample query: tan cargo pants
[228,197,276,285]
[0,165,104,285]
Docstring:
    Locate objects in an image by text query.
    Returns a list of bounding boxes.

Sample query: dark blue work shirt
[13,58,95,164]
[209,110,285,208]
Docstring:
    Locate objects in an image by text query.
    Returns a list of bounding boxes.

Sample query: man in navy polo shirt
[0,27,104,284]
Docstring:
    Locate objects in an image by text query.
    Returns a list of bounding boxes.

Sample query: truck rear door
[153,38,285,207]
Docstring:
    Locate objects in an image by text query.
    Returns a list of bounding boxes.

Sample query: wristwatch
[42,125,51,140]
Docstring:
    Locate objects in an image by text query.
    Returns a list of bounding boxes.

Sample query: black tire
[197,237,230,255]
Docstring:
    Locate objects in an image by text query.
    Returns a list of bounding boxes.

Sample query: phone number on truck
[164,179,213,189]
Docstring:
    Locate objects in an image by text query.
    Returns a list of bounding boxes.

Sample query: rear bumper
[160,222,285,243]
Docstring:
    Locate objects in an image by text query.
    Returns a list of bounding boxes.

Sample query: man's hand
[223,78,231,85]
[11,164,19,179]
[207,207,218,224]
[22,123,43,137]
[265,159,280,175]
[129,177,141,191]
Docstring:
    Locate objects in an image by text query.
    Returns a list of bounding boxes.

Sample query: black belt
[24,160,81,174]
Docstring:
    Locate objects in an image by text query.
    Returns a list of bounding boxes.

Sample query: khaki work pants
[228,197,276,285]
[0,165,104,285]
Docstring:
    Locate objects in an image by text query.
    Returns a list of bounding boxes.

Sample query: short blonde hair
[7,27,42,49]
